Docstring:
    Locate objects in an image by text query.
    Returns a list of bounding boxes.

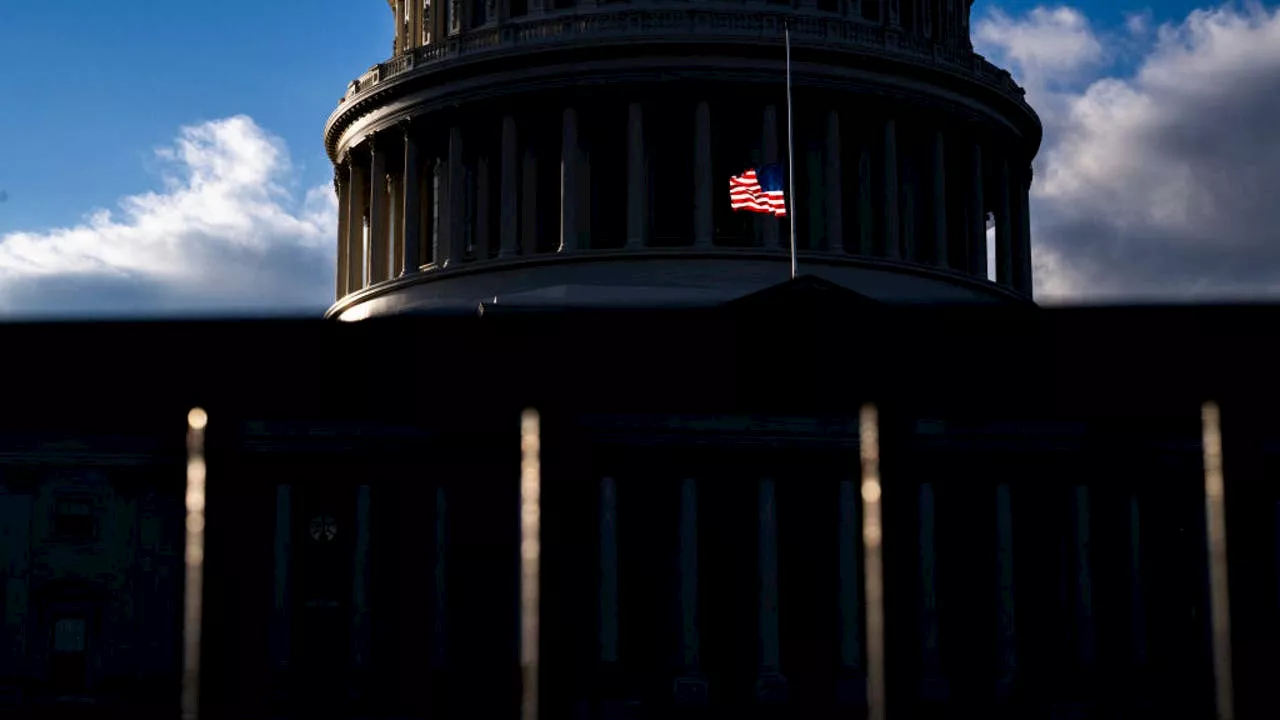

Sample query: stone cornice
[324,248,1032,319]
[324,7,1037,161]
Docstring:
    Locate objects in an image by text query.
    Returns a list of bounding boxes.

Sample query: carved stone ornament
[309,515,338,541]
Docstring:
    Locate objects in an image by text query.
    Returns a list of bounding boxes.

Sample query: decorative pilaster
[351,485,373,681]
[674,478,707,706]
[883,118,900,259]
[757,478,788,704]
[270,485,291,681]
[560,107,581,253]
[825,110,843,253]
[931,130,948,268]
[762,104,781,250]
[626,103,647,249]
[367,136,388,282]
[995,483,1017,704]
[968,143,987,279]
[1018,165,1034,295]
[402,121,422,275]
[918,482,947,704]
[996,157,1014,287]
[694,101,714,248]
[836,479,866,707]
[446,125,466,266]
[501,115,519,258]
[346,156,366,292]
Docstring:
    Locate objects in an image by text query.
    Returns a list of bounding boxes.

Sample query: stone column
[391,172,405,275]
[762,104,781,250]
[431,485,448,669]
[447,125,467,266]
[1018,166,1034,295]
[501,115,519,258]
[560,107,581,253]
[901,159,917,262]
[674,478,706,705]
[476,155,492,258]
[270,485,292,682]
[883,118,900,259]
[335,169,350,298]
[996,157,1014,287]
[402,122,422,275]
[346,156,366,292]
[837,480,866,706]
[352,485,373,674]
[918,482,947,703]
[825,110,843,253]
[395,0,405,54]
[694,101,714,248]
[432,160,445,266]
[968,143,987,278]
[521,143,539,255]
[757,479,787,703]
[931,130,948,268]
[626,103,647,249]
[599,477,620,665]
[368,137,388,282]
[995,483,1017,704]
[858,142,873,255]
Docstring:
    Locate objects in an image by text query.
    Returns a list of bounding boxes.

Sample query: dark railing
[3,302,1279,719]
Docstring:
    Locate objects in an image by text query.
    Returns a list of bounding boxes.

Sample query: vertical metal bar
[860,404,886,720]
[1202,402,1234,720]
[183,408,208,720]
[521,409,542,720]
[785,23,797,279]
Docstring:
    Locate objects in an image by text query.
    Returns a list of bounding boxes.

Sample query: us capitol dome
[324,0,1039,320]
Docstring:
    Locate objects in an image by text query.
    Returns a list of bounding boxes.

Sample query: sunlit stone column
[270,484,292,679]
[837,479,866,706]
[825,110,843,253]
[995,483,1017,704]
[968,143,987,278]
[402,121,422,275]
[352,485,373,674]
[501,115,519,258]
[858,142,873,255]
[762,104,781,250]
[883,118,900,259]
[447,125,466,266]
[522,142,539,255]
[394,0,405,53]
[757,479,788,703]
[918,482,947,703]
[560,107,581,253]
[432,160,445,265]
[674,478,706,706]
[694,101,714,248]
[931,130,948,268]
[431,485,448,669]
[626,103,647,249]
[335,169,349,298]
[996,157,1014,287]
[391,172,405,274]
[368,136,388,282]
[346,155,366,291]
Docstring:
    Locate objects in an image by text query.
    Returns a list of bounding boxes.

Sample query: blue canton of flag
[729,164,787,217]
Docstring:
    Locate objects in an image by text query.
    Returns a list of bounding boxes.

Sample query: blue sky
[0,1,1277,315]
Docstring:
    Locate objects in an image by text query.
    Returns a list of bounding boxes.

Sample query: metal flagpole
[785,22,798,280]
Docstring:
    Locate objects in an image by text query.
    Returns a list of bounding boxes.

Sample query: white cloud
[976,2,1280,304]
[0,115,337,318]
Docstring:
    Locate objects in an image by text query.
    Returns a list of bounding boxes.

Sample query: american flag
[729,164,787,217]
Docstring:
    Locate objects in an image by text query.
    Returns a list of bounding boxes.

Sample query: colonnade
[332,100,1035,302]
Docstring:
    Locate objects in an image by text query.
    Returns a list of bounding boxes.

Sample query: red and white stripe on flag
[729,168,787,217]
